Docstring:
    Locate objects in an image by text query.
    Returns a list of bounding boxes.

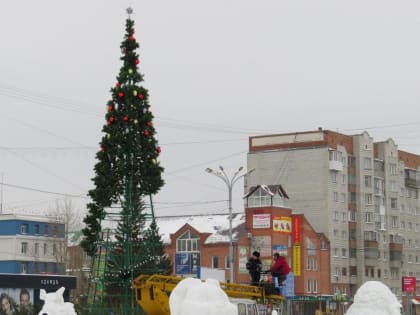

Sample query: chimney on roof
[318,127,323,131]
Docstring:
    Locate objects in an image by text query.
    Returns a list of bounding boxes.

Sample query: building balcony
[329,160,343,171]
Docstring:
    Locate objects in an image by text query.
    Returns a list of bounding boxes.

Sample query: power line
[1,182,87,198]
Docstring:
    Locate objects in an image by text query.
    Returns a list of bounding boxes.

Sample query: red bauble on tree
[123,116,129,122]
[143,130,150,137]
[107,104,114,112]
[135,58,140,65]
[138,93,144,100]
[129,35,135,41]
[146,121,153,127]
[118,92,124,98]
[116,82,121,88]
[156,146,161,154]
[108,116,115,125]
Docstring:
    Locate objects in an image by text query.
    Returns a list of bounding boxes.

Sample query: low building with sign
[158,184,331,297]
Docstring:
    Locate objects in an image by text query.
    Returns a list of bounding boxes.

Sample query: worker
[269,253,290,288]
[246,251,262,286]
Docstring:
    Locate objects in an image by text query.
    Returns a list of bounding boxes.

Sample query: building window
[21,242,28,255]
[341,174,346,185]
[52,225,58,237]
[364,157,372,169]
[365,212,373,223]
[364,176,372,187]
[212,256,219,269]
[331,172,337,183]
[43,243,47,255]
[34,224,40,235]
[391,216,398,228]
[34,243,39,255]
[341,248,347,258]
[53,244,57,256]
[21,224,28,234]
[350,266,357,276]
[389,163,397,175]
[341,193,346,203]
[225,256,230,269]
[342,267,347,276]
[20,262,27,274]
[306,280,311,293]
[365,193,373,205]
[390,198,398,209]
[44,225,49,235]
[306,256,311,270]
[313,257,318,271]
[313,280,318,293]
[333,192,338,202]
[176,231,200,252]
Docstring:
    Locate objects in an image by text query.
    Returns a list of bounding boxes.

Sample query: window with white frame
[313,257,318,271]
[391,216,398,228]
[34,243,39,255]
[313,280,318,293]
[365,193,373,205]
[331,172,337,183]
[390,181,398,193]
[341,174,346,185]
[389,163,397,175]
[177,231,200,252]
[306,256,311,270]
[364,157,372,169]
[342,248,347,257]
[34,224,40,235]
[333,192,338,202]
[43,243,47,255]
[365,212,373,223]
[306,280,311,293]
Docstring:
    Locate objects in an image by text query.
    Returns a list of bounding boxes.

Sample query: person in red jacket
[269,252,290,286]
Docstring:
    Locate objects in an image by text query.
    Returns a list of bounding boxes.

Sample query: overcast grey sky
[1,0,420,218]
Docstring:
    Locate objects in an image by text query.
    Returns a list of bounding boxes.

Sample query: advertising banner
[402,276,416,292]
[273,216,292,233]
[253,214,271,229]
[292,216,301,243]
[292,244,301,276]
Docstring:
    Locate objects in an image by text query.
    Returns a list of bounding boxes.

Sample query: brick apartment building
[247,129,420,300]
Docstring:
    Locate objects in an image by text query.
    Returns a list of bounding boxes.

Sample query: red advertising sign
[292,216,301,243]
[402,276,416,292]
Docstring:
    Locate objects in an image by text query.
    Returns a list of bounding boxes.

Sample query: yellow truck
[133,274,285,315]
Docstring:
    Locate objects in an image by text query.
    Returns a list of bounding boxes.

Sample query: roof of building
[68,213,246,246]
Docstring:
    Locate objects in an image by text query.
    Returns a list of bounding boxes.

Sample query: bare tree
[48,198,83,274]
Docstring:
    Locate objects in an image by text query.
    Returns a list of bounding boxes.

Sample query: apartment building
[0,214,66,274]
[247,129,420,298]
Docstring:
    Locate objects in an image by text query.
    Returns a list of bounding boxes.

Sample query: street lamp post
[205,166,255,283]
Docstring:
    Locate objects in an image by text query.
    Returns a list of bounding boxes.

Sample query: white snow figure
[38,287,77,315]
[169,278,237,315]
[345,281,401,315]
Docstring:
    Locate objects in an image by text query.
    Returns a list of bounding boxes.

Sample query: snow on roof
[68,213,246,246]
[156,213,246,245]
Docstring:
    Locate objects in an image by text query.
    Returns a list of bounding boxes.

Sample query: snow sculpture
[345,281,401,315]
[169,278,237,315]
[38,287,77,315]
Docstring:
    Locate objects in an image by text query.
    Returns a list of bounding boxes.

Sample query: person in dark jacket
[246,251,262,286]
[269,252,290,287]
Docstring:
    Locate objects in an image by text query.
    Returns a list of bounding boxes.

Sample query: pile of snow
[345,281,401,315]
[37,287,77,315]
[169,278,237,315]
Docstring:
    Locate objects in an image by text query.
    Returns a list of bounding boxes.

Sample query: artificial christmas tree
[82,8,169,315]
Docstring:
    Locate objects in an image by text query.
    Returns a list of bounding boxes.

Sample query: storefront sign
[292,216,301,243]
[402,276,416,292]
